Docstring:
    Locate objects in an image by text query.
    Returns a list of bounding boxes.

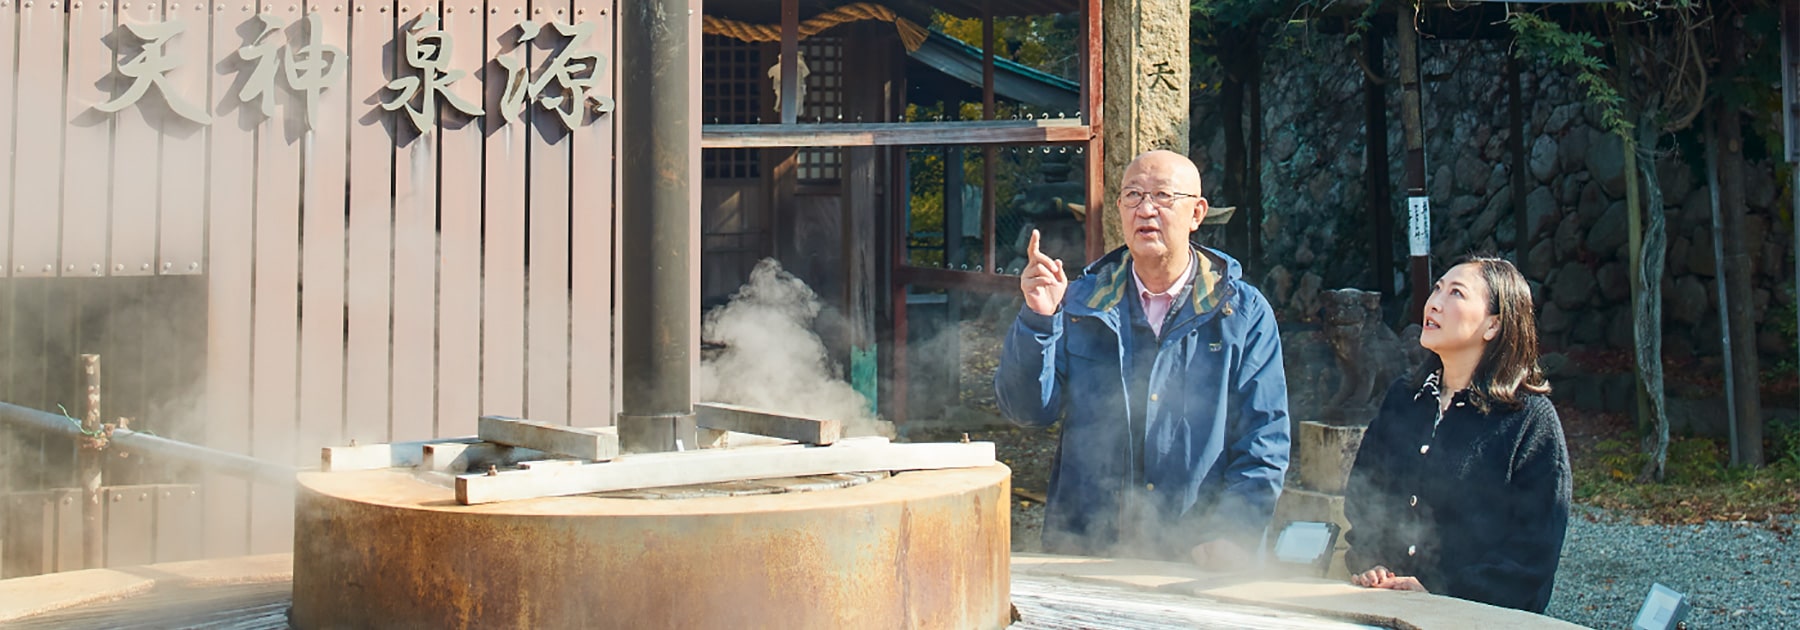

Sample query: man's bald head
[1124,150,1203,196]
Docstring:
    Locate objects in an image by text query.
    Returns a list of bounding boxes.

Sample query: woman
[1343,255,1571,614]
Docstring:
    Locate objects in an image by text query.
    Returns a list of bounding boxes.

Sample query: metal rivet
[73,1,80,8]
[115,264,125,272]
[189,262,200,271]
[555,7,562,13]
[147,2,155,8]
[162,261,173,271]
[49,1,56,7]
[140,263,151,271]
[354,4,361,10]
[112,494,121,502]
[532,7,539,12]
[42,264,52,272]
[378,5,385,11]
[23,1,32,8]
[91,264,101,273]
[14,265,23,273]
[288,4,294,10]
[511,7,517,12]
[65,264,75,272]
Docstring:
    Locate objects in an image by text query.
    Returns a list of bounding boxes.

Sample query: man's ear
[1193,197,1209,226]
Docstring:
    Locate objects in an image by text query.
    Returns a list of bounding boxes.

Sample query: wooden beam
[419,441,552,473]
[456,441,996,504]
[1082,0,1105,262]
[694,403,842,445]
[320,437,482,472]
[477,416,620,461]
[702,121,1091,149]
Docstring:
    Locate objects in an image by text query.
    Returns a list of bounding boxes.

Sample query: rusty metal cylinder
[291,464,1011,629]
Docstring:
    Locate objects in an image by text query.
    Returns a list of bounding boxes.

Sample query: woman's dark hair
[1413,253,1551,411]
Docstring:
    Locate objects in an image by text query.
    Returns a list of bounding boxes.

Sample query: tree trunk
[1716,17,1765,468]
[1631,117,1669,483]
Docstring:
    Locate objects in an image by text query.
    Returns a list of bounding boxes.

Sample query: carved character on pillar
[1319,288,1423,425]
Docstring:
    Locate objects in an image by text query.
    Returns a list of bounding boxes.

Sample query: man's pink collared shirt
[1132,258,1196,338]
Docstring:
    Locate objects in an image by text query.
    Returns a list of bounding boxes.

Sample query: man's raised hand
[1020,229,1068,316]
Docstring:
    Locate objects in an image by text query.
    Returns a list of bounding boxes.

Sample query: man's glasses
[1118,189,1202,208]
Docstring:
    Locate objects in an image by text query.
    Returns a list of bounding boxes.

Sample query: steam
[699,259,893,438]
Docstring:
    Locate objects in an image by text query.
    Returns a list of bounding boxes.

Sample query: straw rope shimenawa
[702,2,930,52]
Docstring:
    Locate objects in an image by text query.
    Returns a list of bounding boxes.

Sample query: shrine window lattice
[703,35,761,179]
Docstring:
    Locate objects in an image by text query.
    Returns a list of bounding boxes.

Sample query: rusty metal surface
[292,464,1011,630]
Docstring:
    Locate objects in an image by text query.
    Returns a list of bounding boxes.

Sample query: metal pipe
[1704,114,1741,461]
[0,401,295,487]
[618,0,695,453]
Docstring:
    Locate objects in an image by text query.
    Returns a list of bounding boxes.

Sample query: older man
[995,150,1290,569]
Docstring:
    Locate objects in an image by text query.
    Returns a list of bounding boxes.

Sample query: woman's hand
[1350,565,1393,587]
[1373,576,1428,592]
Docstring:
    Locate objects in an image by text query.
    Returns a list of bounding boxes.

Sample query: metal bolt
[115,263,125,272]
[65,264,75,272]
[23,2,31,8]
[189,262,200,271]
[555,7,562,13]
[14,266,23,273]
[49,1,56,7]
[112,494,121,502]
[73,1,80,7]
[377,5,384,11]
[42,264,52,273]
[91,264,101,274]
[162,261,173,271]
[140,263,150,271]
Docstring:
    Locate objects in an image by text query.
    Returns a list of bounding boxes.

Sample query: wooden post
[981,9,998,273]
[779,0,799,125]
[79,354,101,569]
[1398,6,1430,324]
[1364,33,1393,295]
[1082,0,1105,263]
[1713,17,1764,467]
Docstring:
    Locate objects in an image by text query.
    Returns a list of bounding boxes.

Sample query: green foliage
[932,14,1081,80]
[1504,13,1633,138]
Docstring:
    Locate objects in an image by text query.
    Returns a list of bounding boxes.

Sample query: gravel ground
[956,427,1800,629]
[1548,507,1800,629]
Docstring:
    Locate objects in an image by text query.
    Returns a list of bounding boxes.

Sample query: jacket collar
[1065,243,1242,326]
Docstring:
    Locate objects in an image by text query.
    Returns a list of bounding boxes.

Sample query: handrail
[0,401,295,486]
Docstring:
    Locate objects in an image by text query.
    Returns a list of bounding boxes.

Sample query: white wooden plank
[456,441,996,504]
[477,416,618,460]
[319,436,481,472]
[695,402,843,445]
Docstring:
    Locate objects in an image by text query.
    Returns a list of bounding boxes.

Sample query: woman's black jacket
[1343,376,1572,613]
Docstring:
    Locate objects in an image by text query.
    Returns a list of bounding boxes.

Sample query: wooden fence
[1,0,631,558]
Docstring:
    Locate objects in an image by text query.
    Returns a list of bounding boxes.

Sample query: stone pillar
[1102,0,1190,252]
[1271,420,1366,580]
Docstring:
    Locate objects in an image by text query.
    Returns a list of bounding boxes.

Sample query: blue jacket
[995,245,1290,557]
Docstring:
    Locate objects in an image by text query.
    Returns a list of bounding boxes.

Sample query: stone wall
[1190,29,1797,370]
